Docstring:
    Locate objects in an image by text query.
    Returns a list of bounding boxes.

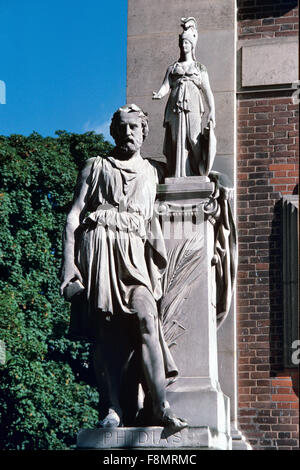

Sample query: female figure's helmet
[179,17,198,60]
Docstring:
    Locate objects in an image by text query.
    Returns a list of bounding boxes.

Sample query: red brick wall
[237,1,299,451]
[238,0,298,40]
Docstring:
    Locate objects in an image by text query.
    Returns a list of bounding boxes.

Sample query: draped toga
[69,154,178,377]
[76,154,167,316]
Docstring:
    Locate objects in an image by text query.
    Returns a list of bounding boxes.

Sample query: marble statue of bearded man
[60,104,187,430]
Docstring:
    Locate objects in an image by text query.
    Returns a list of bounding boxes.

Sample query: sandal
[155,407,188,430]
[97,409,120,428]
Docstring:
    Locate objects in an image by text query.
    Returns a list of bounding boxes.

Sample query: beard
[117,137,142,155]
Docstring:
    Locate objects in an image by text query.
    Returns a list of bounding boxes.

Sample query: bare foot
[97,409,120,428]
[155,407,188,430]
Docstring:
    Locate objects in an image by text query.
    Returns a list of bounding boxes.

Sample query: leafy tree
[0,131,113,449]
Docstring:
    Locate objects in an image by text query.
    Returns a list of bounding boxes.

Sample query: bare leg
[93,341,122,427]
[131,288,166,409]
[92,316,135,427]
[131,286,188,429]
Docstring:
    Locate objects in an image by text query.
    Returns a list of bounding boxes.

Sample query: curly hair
[110,104,149,142]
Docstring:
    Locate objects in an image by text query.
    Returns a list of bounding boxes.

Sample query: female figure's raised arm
[152,65,172,100]
[60,158,94,295]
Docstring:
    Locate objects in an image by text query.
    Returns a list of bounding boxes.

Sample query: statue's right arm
[152,66,172,99]
[60,158,95,295]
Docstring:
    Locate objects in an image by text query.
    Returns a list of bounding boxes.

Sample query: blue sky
[0,0,127,142]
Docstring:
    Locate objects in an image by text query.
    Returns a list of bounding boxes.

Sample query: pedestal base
[167,381,231,434]
[77,426,232,450]
[231,425,252,450]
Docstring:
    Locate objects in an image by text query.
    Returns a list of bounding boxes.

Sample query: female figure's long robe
[163,61,209,177]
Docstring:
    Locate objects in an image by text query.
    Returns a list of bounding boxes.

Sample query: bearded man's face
[114,112,143,154]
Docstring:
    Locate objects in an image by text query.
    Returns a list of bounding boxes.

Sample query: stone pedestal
[156,177,231,450]
[230,425,252,450]
[77,426,231,450]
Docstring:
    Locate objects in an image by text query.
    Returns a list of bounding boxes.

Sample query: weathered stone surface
[214,92,235,156]
[211,153,235,187]
[127,34,178,98]
[127,95,167,160]
[231,426,252,450]
[242,40,298,87]
[218,305,236,419]
[127,30,235,97]
[128,0,235,37]
[159,177,213,198]
[195,30,235,92]
[77,426,232,450]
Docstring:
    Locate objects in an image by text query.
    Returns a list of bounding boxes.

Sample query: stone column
[157,177,231,450]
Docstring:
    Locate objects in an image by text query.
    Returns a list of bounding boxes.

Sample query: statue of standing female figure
[153,17,216,178]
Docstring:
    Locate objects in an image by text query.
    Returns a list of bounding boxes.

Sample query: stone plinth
[156,177,231,449]
[241,40,298,87]
[77,426,231,450]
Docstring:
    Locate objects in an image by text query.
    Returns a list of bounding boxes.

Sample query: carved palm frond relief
[160,232,204,347]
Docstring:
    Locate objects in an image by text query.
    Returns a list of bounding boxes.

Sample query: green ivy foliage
[0,131,113,449]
